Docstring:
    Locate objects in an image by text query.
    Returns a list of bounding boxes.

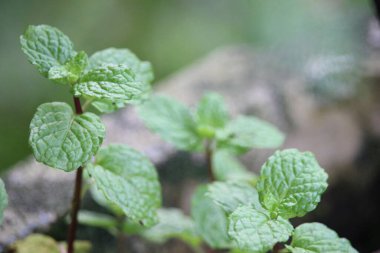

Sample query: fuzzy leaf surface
[0,179,8,224]
[142,208,201,247]
[217,116,284,153]
[287,223,358,253]
[138,95,202,151]
[89,48,154,84]
[213,149,257,182]
[88,144,161,227]
[195,92,229,137]
[20,25,75,76]
[228,206,293,253]
[191,185,233,249]
[256,149,328,219]
[29,102,105,172]
[74,65,149,103]
[207,181,261,213]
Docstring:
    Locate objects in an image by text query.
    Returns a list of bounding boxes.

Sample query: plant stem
[116,215,127,253]
[205,140,227,253]
[272,243,283,253]
[73,96,83,114]
[205,140,215,182]
[67,96,84,253]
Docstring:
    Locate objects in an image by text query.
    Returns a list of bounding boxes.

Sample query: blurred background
[1,0,379,252]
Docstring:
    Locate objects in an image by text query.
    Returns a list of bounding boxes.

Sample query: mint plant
[207,149,358,253]
[15,24,357,253]
[137,94,357,253]
[137,93,284,182]
[20,24,161,253]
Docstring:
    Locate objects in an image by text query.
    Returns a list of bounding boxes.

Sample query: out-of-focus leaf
[207,181,261,213]
[87,144,161,227]
[212,149,257,182]
[195,92,229,138]
[216,116,284,154]
[191,185,233,249]
[142,208,201,247]
[137,95,202,151]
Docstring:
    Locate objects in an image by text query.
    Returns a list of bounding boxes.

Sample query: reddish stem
[272,243,283,253]
[73,97,83,114]
[66,96,84,253]
[205,140,215,182]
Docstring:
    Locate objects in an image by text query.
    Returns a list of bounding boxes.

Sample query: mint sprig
[20,24,161,252]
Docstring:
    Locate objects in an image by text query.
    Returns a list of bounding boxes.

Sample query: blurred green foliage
[0,0,371,172]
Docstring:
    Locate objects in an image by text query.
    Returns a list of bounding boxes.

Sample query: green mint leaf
[48,65,75,85]
[191,185,233,249]
[20,25,75,77]
[122,219,146,235]
[66,51,88,76]
[228,206,293,253]
[216,116,284,154]
[195,92,229,138]
[207,181,261,213]
[74,64,149,103]
[78,210,117,230]
[12,234,60,253]
[142,208,201,247]
[87,144,161,227]
[89,48,154,84]
[88,184,124,216]
[256,149,328,219]
[287,223,358,253]
[0,178,8,224]
[29,102,105,172]
[137,95,202,151]
[213,149,257,182]
[48,51,88,85]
